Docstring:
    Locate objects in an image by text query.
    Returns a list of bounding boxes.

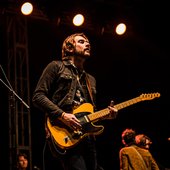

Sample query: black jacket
[32,60,96,121]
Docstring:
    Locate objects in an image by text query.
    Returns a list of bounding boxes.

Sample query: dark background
[0,0,170,169]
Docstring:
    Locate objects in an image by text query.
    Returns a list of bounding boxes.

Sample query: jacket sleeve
[119,149,128,170]
[150,155,160,170]
[32,61,64,119]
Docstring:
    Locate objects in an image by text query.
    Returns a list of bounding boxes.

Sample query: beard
[75,50,90,59]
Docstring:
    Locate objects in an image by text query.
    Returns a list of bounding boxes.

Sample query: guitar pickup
[72,130,83,139]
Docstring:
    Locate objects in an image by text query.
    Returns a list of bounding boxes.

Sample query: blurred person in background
[119,128,160,170]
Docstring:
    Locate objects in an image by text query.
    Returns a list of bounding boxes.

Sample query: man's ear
[122,139,126,145]
[66,42,74,53]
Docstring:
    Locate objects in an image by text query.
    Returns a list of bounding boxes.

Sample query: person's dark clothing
[32,60,96,119]
[32,60,99,170]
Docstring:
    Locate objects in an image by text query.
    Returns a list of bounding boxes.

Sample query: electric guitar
[46,92,160,150]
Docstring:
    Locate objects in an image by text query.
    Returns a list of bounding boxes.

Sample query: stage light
[73,14,84,26]
[115,23,126,35]
[21,2,33,15]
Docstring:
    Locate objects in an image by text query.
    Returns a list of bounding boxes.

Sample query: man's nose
[85,42,90,48]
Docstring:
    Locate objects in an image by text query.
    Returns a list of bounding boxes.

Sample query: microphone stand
[0,78,30,109]
[0,64,30,170]
[0,64,29,109]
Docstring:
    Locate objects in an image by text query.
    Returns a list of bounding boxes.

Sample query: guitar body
[47,103,104,150]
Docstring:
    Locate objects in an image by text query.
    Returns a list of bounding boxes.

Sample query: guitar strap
[85,73,96,109]
[74,67,96,108]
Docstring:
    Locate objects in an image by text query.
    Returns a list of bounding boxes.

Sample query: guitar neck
[115,96,141,110]
[88,96,142,122]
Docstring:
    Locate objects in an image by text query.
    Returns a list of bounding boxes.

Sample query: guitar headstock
[139,93,161,100]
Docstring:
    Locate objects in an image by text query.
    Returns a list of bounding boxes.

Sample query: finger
[110,100,114,106]
[70,118,82,128]
[72,116,80,123]
[71,123,81,130]
[108,106,118,112]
